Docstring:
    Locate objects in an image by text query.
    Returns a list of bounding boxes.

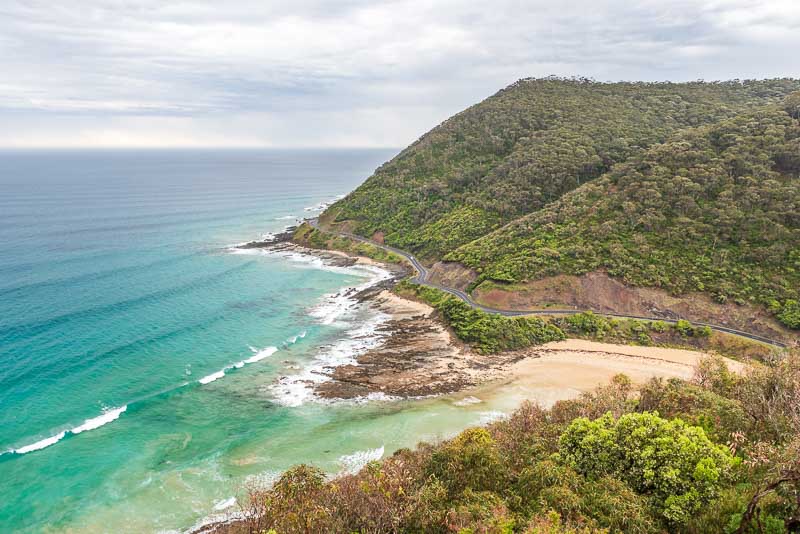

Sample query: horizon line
[0,145,402,151]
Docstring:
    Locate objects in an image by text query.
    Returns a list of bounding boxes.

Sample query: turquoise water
[0,150,522,533]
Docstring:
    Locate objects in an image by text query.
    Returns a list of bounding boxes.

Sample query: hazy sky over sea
[1,0,798,148]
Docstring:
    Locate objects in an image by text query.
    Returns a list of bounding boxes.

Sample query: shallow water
[0,149,530,533]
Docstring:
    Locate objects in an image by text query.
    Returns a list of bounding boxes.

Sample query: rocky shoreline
[237,230,522,400]
[315,290,529,399]
[237,230,756,404]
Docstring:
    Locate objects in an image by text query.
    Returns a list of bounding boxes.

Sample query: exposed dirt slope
[473,271,797,345]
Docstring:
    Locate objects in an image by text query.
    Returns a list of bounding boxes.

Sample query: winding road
[309,219,790,348]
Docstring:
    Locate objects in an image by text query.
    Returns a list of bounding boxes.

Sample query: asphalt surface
[308,219,789,348]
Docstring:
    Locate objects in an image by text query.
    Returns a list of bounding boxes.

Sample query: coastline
[241,234,745,405]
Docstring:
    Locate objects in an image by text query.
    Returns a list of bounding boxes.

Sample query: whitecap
[244,346,278,364]
[198,370,226,385]
[72,405,127,434]
[11,431,67,454]
[478,411,508,425]
[8,405,128,455]
[284,331,307,346]
[453,396,483,407]
[338,445,385,474]
[213,497,237,511]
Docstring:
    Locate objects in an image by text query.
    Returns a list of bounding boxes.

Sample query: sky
[1,0,798,148]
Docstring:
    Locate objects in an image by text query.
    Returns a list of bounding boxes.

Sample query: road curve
[308,219,789,348]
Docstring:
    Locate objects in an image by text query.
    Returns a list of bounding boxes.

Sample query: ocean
[0,149,519,533]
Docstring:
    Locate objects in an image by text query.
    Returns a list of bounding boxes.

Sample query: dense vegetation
[227,352,800,533]
[397,282,773,359]
[327,78,800,260]
[396,281,564,353]
[451,106,800,328]
[293,222,407,266]
[323,79,800,329]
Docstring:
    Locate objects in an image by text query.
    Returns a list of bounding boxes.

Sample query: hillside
[451,106,800,330]
[323,79,800,331]
[325,78,800,261]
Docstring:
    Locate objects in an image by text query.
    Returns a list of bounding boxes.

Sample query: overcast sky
[1,0,798,148]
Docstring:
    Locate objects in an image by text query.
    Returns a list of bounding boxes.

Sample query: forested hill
[323,79,800,330]
[324,78,800,261]
[450,105,800,329]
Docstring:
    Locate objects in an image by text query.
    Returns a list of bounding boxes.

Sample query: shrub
[244,464,331,533]
[399,282,565,353]
[563,312,612,337]
[649,321,668,333]
[427,428,508,496]
[444,489,515,534]
[579,476,659,533]
[558,412,737,526]
[778,299,800,329]
[675,319,694,337]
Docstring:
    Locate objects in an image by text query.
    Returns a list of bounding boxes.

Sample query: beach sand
[315,286,745,401]
[252,238,744,403]
[464,338,744,408]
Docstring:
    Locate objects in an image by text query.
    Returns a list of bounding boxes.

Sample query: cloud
[0,0,797,147]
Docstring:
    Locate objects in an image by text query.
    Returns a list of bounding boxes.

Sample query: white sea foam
[7,404,129,455]
[72,405,128,434]
[308,265,392,326]
[270,311,391,407]
[198,370,226,385]
[185,509,246,534]
[11,431,67,454]
[478,411,508,425]
[213,497,237,511]
[453,396,483,407]
[338,445,385,474]
[338,391,402,406]
[303,194,346,212]
[284,331,307,346]
[275,215,298,220]
[244,346,278,364]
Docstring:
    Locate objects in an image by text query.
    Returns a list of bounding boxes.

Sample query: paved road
[308,219,789,348]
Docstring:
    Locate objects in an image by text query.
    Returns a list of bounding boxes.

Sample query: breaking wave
[6,405,128,456]
[338,445,385,474]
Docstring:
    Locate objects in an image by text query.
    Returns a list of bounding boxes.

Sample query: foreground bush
[224,352,800,534]
[558,412,736,525]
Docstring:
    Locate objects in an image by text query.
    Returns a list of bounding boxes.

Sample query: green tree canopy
[558,411,737,525]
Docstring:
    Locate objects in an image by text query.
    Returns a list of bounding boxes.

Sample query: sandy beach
[464,338,745,408]
[314,283,746,401]
[250,238,745,404]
